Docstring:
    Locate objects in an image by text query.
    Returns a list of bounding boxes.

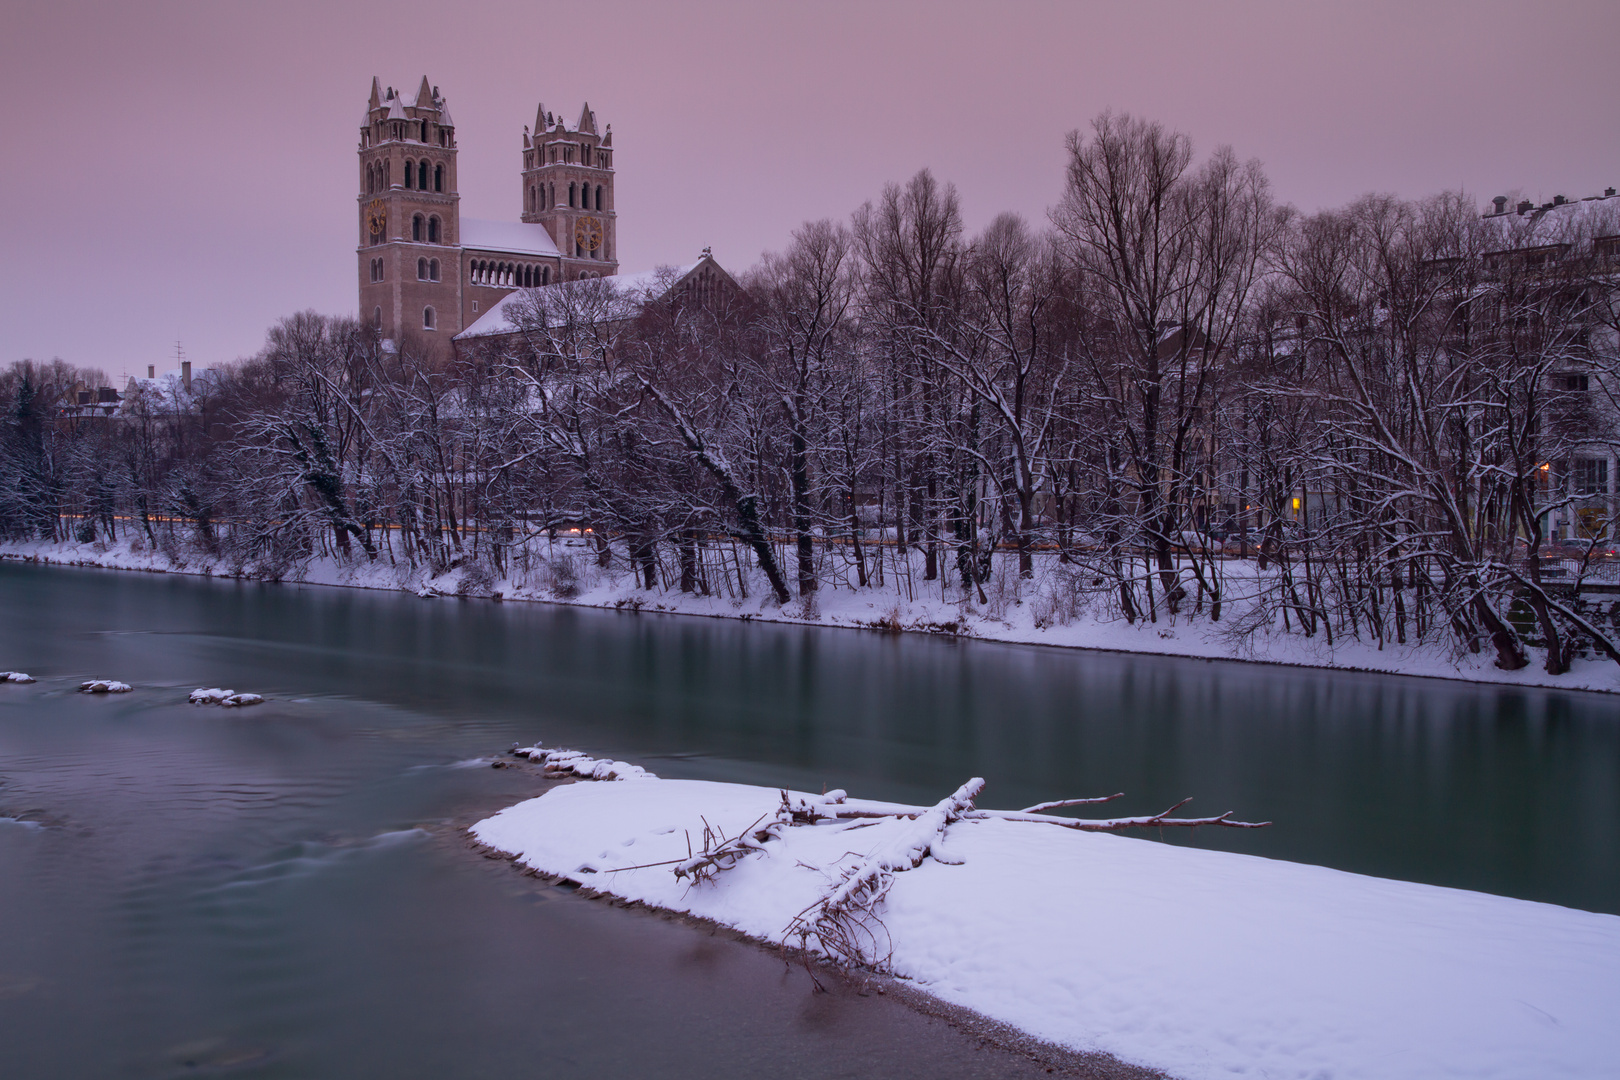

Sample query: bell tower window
[423,306,436,330]
[412,215,423,242]
[428,216,440,243]
[434,164,444,192]
[417,160,428,190]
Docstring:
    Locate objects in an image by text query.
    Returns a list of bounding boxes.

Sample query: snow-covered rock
[190,688,263,707]
[79,680,131,693]
[510,743,655,781]
[1,671,36,683]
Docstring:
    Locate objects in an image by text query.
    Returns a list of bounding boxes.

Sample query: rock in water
[79,680,132,694]
[220,693,264,708]
[189,688,235,705]
[1,671,36,683]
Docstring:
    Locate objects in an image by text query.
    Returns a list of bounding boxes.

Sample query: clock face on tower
[575,216,603,252]
[366,199,387,236]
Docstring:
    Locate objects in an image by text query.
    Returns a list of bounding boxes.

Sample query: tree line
[5,112,1618,673]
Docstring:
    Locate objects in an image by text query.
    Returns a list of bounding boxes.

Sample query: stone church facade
[356,77,619,355]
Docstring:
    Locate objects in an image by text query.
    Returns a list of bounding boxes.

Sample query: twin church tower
[357,76,618,351]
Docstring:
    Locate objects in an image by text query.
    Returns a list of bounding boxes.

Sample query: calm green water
[1,562,1615,1078]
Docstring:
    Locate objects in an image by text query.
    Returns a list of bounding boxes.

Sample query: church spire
[368,76,382,112]
[577,102,597,135]
[415,76,434,109]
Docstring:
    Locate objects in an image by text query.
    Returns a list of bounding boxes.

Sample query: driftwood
[500,742,1271,976]
[782,787,1270,832]
[771,780,1268,973]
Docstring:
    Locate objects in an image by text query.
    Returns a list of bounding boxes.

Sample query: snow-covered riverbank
[473,755,1620,1080]
[5,535,1619,694]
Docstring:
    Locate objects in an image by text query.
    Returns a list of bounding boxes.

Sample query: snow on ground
[5,535,1619,694]
[473,770,1620,1080]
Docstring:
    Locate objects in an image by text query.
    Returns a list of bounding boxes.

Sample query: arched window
[419,119,428,142]
[549,182,555,208]
[528,187,535,213]
[428,216,440,243]
[423,306,436,331]
[542,266,550,285]
[365,165,373,193]
[417,257,427,280]
[434,164,443,192]
[569,182,576,208]
[430,258,440,282]
[373,306,382,328]
[595,185,604,211]
[417,160,428,190]
[412,215,423,242]
[404,160,414,189]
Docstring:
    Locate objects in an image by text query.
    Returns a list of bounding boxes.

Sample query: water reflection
[0,562,1615,1077]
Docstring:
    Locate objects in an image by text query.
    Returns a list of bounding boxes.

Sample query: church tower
[521,102,619,279]
[358,76,460,348]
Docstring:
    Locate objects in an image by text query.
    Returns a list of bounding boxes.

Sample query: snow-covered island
[473,745,1620,1080]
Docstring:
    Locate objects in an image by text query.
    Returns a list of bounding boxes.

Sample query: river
[1,562,1614,1077]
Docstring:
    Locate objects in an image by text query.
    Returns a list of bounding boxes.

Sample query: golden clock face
[575,216,603,252]
[366,199,387,235]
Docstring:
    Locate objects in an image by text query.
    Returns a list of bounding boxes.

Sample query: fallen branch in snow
[498,742,1269,974]
[780,787,1270,832]
[770,780,1269,973]
[980,796,1270,832]
[784,779,984,974]
[673,805,792,883]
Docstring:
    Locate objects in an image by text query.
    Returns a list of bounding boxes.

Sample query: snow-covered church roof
[455,263,701,341]
[459,219,562,259]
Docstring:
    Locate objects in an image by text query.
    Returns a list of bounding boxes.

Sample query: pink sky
[3,0,1617,379]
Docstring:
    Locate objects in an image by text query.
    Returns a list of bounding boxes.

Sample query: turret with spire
[520,97,617,279]
[356,76,461,348]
